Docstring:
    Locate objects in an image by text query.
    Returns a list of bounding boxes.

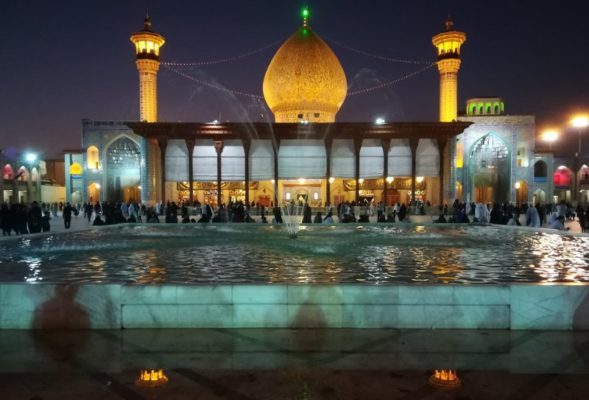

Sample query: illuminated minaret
[432,17,466,122]
[130,16,165,122]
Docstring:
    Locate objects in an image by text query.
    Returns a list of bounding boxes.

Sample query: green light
[301,7,309,18]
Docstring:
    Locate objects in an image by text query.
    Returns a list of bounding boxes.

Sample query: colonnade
[153,137,449,206]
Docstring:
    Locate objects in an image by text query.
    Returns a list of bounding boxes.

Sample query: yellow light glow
[328,177,335,184]
[136,369,168,387]
[358,178,365,184]
[94,183,101,189]
[386,176,394,183]
[542,130,559,142]
[515,181,521,189]
[455,142,463,168]
[429,369,461,389]
[69,163,83,176]
[416,176,424,183]
[297,178,306,184]
[571,115,589,128]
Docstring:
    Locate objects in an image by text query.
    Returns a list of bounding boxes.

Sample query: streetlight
[25,153,37,163]
[23,152,38,203]
[375,117,386,125]
[571,115,589,204]
[541,129,559,152]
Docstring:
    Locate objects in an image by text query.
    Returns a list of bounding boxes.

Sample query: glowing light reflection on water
[1,224,589,284]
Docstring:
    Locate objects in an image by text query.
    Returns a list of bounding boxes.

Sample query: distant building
[0,149,43,204]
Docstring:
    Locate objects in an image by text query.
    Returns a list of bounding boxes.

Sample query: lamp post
[541,129,559,152]
[571,115,589,204]
[24,152,37,203]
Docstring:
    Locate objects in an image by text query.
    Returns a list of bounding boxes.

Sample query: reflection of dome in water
[263,23,347,123]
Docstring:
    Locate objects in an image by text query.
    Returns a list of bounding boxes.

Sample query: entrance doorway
[470,134,510,203]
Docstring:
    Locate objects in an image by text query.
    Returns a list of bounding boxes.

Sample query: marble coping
[0,283,587,330]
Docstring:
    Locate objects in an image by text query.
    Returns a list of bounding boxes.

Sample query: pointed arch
[469,133,511,203]
[105,135,141,202]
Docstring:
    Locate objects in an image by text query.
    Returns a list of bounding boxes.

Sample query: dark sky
[1,1,588,158]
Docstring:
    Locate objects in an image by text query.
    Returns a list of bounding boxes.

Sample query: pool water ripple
[1,224,589,284]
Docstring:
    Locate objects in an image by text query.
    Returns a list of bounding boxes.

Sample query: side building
[456,97,536,204]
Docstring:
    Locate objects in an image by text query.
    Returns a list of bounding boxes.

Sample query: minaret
[432,17,466,122]
[130,16,165,122]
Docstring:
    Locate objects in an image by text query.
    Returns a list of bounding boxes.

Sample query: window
[87,146,100,170]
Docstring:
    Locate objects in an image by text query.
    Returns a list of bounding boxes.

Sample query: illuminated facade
[457,99,535,204]
[68,15,542,207]
[432,18,466,122]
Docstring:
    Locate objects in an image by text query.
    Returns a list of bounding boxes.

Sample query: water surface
[1,224,588,284]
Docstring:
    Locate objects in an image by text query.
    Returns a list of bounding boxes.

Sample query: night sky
[1,1,588,159]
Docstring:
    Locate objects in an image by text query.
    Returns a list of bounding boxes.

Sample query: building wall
[41,185,66,204]
[81,120,144,203]
[456,115,535,203]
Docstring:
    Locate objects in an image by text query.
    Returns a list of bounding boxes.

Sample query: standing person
[27,201,43,233]
[85,203,93,222]
[63,202,73,229]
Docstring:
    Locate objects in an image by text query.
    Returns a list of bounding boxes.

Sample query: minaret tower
[432,17,466,122]
[130,16,165,122]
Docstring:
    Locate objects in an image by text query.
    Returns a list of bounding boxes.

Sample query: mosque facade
[65,14,541,208]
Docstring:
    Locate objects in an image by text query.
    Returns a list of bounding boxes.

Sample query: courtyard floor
[0,329,588,400]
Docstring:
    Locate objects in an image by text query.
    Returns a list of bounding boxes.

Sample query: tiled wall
[0,283,587,330]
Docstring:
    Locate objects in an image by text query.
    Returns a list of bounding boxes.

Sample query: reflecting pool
[1,224,589,284]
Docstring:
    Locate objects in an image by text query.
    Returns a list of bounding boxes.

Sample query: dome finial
[445,15,454,31]
[301,6,310,27]
[143,14,152,31]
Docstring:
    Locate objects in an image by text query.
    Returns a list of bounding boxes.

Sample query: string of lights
[165,62,436,99]
[347,63,437,96]
[323,35,435,65]
[161,39,283,67]
[163,65,264,99]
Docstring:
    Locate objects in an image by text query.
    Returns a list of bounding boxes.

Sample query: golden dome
[263,24,347,123]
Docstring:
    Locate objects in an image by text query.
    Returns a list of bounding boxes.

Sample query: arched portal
[2,164,13,179]
[470,134,510,203]
[106,137,141,202]
[88,183,101,203]
[553,166,572,202]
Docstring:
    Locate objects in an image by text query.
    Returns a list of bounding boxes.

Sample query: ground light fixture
[136,369,168,387]
[429,369,461,389]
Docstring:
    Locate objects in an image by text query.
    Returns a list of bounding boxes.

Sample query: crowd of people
[0,198,583,236]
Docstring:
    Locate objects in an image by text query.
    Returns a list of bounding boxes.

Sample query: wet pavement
[1,329,588,399]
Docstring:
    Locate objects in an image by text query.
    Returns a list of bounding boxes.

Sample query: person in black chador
[302,203,312,223]
[63,202,73,229]
[397,203,407,222]
[272,207,283,224]
[41,210,51,232]
[27,201,43,233]
[1,203,12,236]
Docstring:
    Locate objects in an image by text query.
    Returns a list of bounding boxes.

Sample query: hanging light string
[163,64,264,99]
[166,62,436,99]
[161,39,283,67]
[347,63,437,96]
[323,34,435,65]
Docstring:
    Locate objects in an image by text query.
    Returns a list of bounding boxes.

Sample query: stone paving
[0,329,588,399]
